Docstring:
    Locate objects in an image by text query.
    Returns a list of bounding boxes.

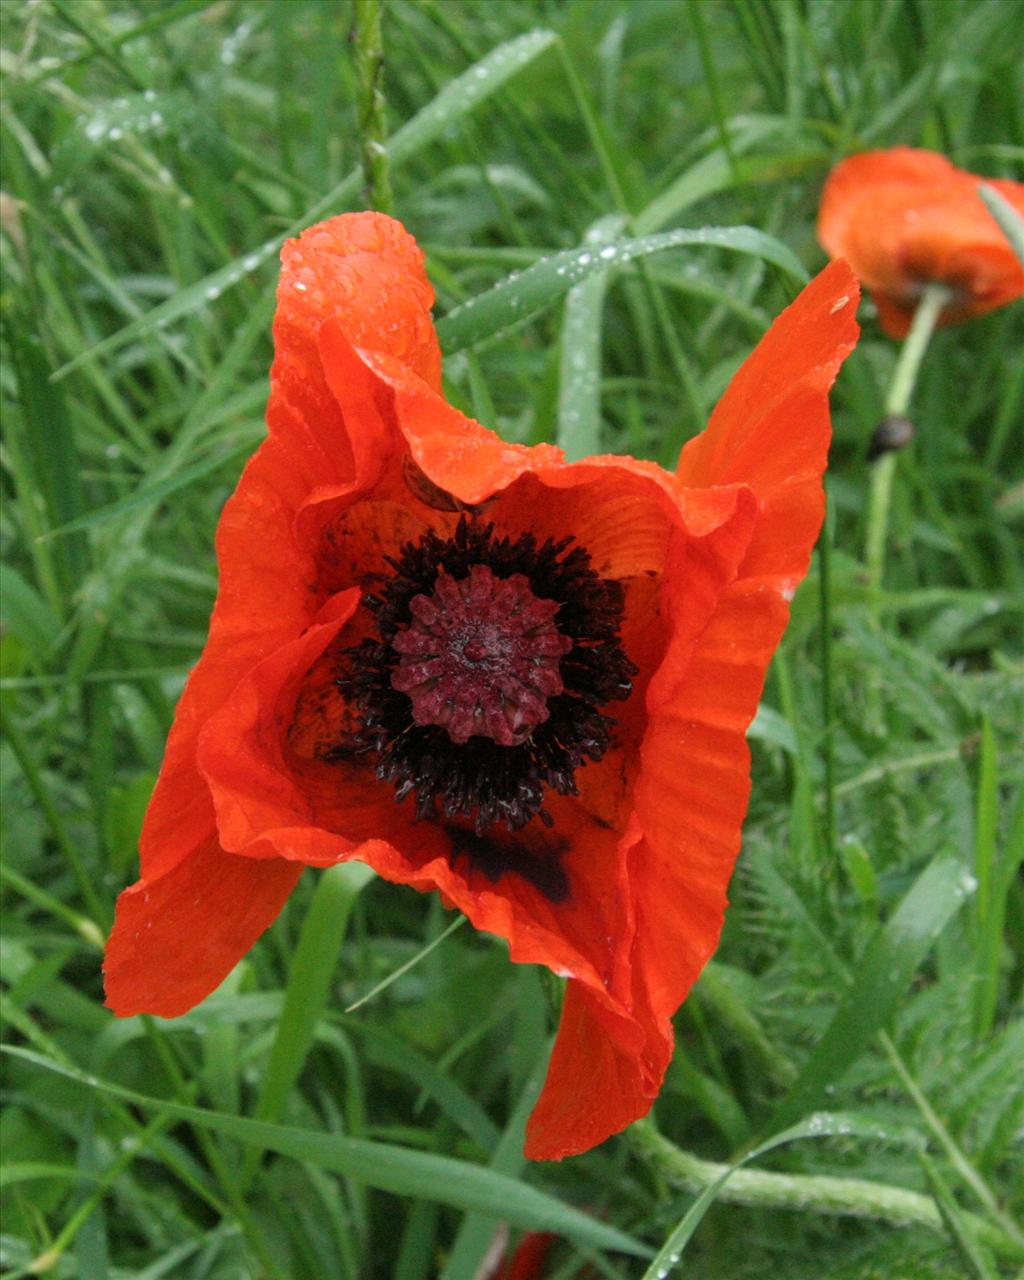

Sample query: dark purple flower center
[391,565,573,747]
[339,518,636,834]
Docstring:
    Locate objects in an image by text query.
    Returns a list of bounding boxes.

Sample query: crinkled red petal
[137,215,437,886]
[104,836,302,1017]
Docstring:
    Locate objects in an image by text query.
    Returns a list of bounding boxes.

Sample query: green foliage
[2,1,1022,1277]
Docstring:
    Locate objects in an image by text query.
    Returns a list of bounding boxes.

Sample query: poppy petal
[139,216,438,884]
[277,212,441,393]
[104,837,302,1018]
[677,259,860,590]
[525,977,668,1161]
[138,432,332,883]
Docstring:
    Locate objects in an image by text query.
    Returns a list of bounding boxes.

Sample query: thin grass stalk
[353,0,393,215]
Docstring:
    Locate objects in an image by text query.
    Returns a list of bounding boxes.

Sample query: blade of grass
[979,183,1024,265]
[633,116,785,235]
[345,913,466,1012]
[880,1032,1024,1247]
[0,703,107,927]
[3,1047,650,1261]
[0,563,60,656]
[972,714,1001,1039]
[437,225,807,354]
[919,1152,1000,1280]
[690,0,739,182]
[243,862,374,1184]
[7,323,87,595]
[440,1053,549,1280]
[557,216,623,460]
[350,1022,500,1153]
[40,435,260,539]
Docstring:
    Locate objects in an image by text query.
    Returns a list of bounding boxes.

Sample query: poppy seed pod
[103,214,859,1160]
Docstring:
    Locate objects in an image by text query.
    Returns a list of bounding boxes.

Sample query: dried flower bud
[868,414,915,461]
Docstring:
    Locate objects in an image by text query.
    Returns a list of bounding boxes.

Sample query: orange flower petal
[139,217,435,884]
[525,977,668,1161]
[138,433,331,883]
[104,836,302,1017]
[276,212,441,394]
[678,259,859,589]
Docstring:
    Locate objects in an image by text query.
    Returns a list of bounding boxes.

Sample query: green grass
[2,1,1023,1277]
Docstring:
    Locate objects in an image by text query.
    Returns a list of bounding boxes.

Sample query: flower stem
[864,282,950,613]
[631,1120,1023,1260]
[353,0,393,215]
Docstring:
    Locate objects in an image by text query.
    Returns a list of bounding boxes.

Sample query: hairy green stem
[353,0,393,214]
[632,1121,1022,1260]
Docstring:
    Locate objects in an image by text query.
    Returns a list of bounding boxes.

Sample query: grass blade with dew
[437,225,807,354]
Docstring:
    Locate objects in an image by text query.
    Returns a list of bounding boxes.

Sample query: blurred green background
[1,2,1022,1277]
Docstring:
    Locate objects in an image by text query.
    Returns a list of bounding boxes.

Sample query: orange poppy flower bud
[818,146,1024,337]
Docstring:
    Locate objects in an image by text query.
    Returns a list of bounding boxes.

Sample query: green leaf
[633,116,788,234]
[440,1054,548,1280]
[972,714,1002,1039]
[8,326,87,591]
[3,1047,650,1261]
[556,216,624,460]
[764,855,975,1136]
[352,1022,500,1153]
[40,436,260,540]
[748,703,798,755]
[345,913,466,1012]
[0,1163,102,1189]
[437,225,807,354]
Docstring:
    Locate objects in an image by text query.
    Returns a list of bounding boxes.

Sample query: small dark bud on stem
[867,414,915,462]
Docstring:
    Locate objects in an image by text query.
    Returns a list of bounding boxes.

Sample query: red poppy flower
[497,1232,556,1280]
[103,213,859,1160]
[818,146,1024,338]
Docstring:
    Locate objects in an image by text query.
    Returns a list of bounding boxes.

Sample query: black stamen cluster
[338,517,637,834]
